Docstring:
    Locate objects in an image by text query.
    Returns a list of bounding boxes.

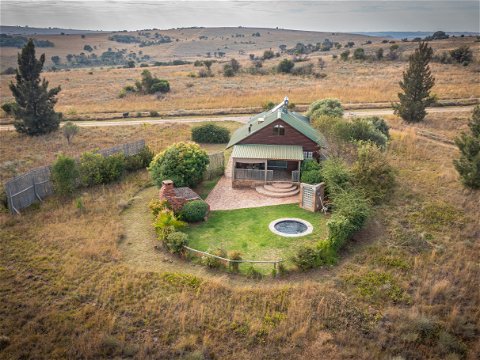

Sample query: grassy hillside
[0,111,478,359]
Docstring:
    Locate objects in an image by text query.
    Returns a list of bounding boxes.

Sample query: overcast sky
[1,0,479,32]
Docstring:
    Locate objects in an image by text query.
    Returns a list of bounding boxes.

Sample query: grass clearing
[192,175,222,199]
[184,204,329,268]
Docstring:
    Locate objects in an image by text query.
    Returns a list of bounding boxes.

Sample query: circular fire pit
[269,218,313,237]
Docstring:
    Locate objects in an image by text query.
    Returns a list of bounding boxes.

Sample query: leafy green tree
[148,142,209,188]
[454,106,480,189]
[393,42,435,123]
[9,39,61,135]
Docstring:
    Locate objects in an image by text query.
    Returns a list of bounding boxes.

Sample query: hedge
[191,124,230,144]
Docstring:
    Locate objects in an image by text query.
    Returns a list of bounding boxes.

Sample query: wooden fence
[204,152,225,180]
[4,139,146,214]
[183,245,283,272]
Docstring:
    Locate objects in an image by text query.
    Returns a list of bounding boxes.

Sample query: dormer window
[273,124,285,136]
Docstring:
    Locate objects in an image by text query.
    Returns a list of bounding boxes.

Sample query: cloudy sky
[1,0,479,32]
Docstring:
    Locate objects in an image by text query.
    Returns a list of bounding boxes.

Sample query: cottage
[226,97,326,194]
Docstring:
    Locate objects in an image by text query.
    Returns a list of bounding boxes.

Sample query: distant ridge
[0,25,107,35]
[355,31,479,39]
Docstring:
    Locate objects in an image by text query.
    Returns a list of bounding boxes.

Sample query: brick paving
[206,176,299,211]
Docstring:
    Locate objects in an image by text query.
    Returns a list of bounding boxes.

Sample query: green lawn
[184,204,328,270]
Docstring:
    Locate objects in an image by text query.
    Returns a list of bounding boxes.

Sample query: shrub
[277,59,294,73]
[150,80,170,93]
[263,101,275,110]
[245,266,262,279]
[149,110,159,117]
[376,48,384,60]
[148,142,209,188]
[352,142,396,203]
[79,152,105,186]
[51,154,78,196]
[180,200,209,222]
[301,170,323,184]
[449,45,473,65]
[228,251,242,272]
[223,64,235,77]
[1,67,16,75]
[327,188,371,249]
[202,248,227,268]
[191,123,230,143]
[124,146,154,171]
[343,118,389,148]
[301,159,321,172]
[292,242,336,271]
[164,231,188,254]
[1,101,18,116]
[101,154,125,183]
[353,48,366,60]
[263,50,275,60]
[307,98,344,118]
[320,158,352,195]
[340,50,350,61]
[78,152,125,186]
[153,209,186,241]
[291,63,314,76]
[62,121,79,145]
[148,199,170,217]
[367,116,390,139]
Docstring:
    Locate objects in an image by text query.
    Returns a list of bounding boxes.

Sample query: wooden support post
[32,176,42,202]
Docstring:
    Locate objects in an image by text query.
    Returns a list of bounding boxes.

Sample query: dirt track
[0,105,475,131]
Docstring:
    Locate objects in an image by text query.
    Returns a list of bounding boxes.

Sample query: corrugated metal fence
[4,139,146,214]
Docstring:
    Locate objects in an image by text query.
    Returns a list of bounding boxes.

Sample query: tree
[263,50,275,60]
[9,39,61,135]
[83,44,93,52]
[230,58,241,72]
[454,106,480,189]
[393,42,435,123]
[51,55,61,65]
[148,142,209,188]
[62,121,79,145]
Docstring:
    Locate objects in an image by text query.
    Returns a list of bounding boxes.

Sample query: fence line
[4,139,146,214]
[204,152,225,180]
[183,245,283,270]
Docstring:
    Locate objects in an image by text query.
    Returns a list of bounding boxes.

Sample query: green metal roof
[232,144,304,161]
[227,102,326,148]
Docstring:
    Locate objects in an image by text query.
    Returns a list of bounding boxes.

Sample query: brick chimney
[159,180,186,212]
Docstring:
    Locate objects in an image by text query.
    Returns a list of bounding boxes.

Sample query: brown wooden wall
[238,119,319,152]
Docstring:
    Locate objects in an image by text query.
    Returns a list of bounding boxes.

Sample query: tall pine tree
[454,106,480,189]
[9,39,61,135]
[393,42,435,123]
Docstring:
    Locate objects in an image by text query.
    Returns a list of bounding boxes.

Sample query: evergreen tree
[454,106,480,189]
[9,39,61,135]
[393,42,435,123]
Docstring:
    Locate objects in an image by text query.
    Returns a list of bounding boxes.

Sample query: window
[273,124,285,136]
[304,151,313,159]
[268,160,288,169]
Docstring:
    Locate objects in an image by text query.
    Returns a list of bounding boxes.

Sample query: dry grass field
[1,30,479,118]
[0,111,479,359]
[0,121,240,183]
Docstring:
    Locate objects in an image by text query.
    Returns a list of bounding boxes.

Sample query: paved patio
[206,176,299,211]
